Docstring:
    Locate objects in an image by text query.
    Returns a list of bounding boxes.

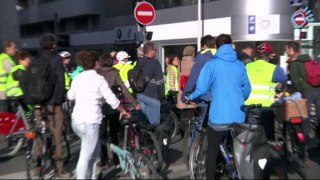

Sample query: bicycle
[101,117,159,179]
[182,101,209,168]
[163,91,180,141]
[188,104,265,179]
[0,99,31,158]
[24,104,70,179]
[274,99,308,179]
[124,110,163,171]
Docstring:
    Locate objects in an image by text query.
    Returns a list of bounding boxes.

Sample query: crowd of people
[0,31,319,179]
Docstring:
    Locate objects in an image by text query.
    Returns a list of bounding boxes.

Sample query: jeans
[137,94,161,125]
[72,122,100,179]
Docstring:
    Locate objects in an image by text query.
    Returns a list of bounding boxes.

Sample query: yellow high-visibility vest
[6,65,25,97]
[245,60,277,107]
[113,63,134,93]
[0,53,16,92]
[165,65,178,95]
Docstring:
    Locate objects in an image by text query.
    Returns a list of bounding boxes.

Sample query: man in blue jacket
[187,34,251,179]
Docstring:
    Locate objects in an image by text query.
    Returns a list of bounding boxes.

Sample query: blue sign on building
[248,15,256,34]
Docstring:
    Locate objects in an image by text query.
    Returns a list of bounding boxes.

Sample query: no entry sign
[134,2,156,26]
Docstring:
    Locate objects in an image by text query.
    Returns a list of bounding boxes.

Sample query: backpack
[305,60,320,87]
[22,57,54,104]
[232,123,270,179]
[127,60,149,93]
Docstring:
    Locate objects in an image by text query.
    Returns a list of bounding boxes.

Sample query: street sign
[291,7,314,29]
[134,2,156,26]
[248,15,256,34]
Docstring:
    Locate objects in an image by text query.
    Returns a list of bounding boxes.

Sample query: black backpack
[22,57,54,104]
[127,60,149,93]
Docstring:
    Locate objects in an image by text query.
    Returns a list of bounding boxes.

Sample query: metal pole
[197,0,202,51]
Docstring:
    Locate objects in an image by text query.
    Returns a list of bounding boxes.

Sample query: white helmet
[59,51,71,58]
[116,51,130,61]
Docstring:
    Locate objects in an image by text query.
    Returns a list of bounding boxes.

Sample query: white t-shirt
[67,70,120,124]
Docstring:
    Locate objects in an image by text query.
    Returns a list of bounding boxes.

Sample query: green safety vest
[6,65,25,97]
[245,60,277,107]
[165,65,178,96]
[113,63,134,93]
[0,53,16,92]
[64,71,71,90]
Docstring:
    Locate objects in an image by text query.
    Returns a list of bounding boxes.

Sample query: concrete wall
[0,0,20,44]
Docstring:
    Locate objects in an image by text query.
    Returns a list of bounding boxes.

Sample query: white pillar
[197,0,202,51]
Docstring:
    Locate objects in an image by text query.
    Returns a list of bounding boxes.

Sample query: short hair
[1,41,15,53]
[99,53,113,67]
[286,41,300,52]
[143,42,155,54]
[201,35,216,48]
[76,50,99,70]
[241,43,254,50]
[39,33,56,50]
[215,34,232,49]
[183,46,195,56]
[17,51,32,60]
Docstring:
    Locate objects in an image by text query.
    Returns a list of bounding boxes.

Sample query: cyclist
[97,53,140,169]
[67,50,130,179]
[245,43,287,141]
[58,51,72,91]
[5,51,32,115]
[165,54,179,96]
[186,34,251,180]
[0,41,18,112]
[113,51,134,93]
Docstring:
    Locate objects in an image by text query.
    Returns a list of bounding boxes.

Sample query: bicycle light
[25,131,36,139]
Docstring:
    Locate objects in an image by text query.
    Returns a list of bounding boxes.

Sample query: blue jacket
[181,49,216,102]
[189,45,251,125]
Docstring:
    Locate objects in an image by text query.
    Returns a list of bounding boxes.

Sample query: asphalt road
[0,132,320,179]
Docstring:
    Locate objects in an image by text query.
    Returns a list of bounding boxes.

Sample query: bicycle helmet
[256,43,273,54]
[116,51,130,61]
[59,51,71,58]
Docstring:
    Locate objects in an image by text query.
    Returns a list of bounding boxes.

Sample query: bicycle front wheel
[189,131,207,179]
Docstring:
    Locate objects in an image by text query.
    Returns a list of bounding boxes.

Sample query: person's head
[137,47,144,59]
[241,43,254,58]
[164,55,170,66]
[39,33,57,50]
[200,35,216,50]
[75,50,100,70]
[1,41,18,56]
[285,41,300,57]
[99,53,113,68]
[169,55,180,66]
[256,43,274,61]
[183,46,196,58]
[116,51,130,63]
[17,51,32,68]
[215,34,232,49]
[59,51,71,66]
[143,42,157,58]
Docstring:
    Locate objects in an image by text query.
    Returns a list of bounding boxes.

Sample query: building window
[75,16,88,31]
[17,0,28,11]
[38,0,57,5]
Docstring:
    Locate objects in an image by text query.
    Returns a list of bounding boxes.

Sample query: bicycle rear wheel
[0,135,25,158]
[134,152,159,179]
[139,128,163,171]
[165,111,179,141]
[285,124,307,179]
[189,131,207,179]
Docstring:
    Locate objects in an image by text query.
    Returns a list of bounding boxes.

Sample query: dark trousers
[99,112,120,166]
[206,127,225,179]
[260,108,275,141]
[0,99,8,113]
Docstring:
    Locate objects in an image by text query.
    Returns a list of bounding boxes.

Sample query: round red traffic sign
[134,2,156,26]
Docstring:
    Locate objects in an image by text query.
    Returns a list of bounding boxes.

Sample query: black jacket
[39,50,65,105]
